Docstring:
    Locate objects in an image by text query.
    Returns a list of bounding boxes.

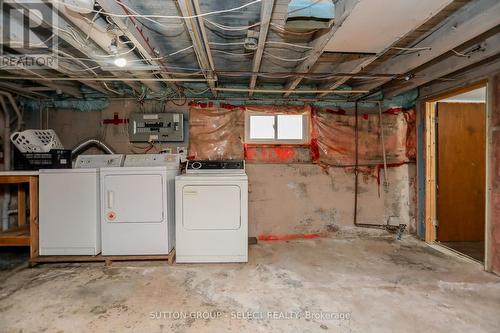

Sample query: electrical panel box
[128,113,184,142]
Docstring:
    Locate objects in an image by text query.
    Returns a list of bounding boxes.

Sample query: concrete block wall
[24,100,416,238]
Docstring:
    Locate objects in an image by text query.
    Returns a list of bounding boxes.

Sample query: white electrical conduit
[215,87,369,94]
[203,19,261,31]
[0,76,212,82]
[378,101,389,189]
[0,91,22,132]
[0,96,11,231]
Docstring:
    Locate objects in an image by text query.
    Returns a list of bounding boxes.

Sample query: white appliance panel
[175,174,248,263]
[182,185,241,230]
[39,169,100,255]
[103,174,164,223]
[100,166,177,255]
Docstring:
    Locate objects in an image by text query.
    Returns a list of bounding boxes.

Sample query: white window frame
[244,111,310,144]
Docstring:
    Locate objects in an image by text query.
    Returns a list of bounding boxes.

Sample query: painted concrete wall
[24,100,416,237]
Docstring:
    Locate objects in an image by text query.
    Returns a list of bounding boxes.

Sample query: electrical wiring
[103,82,124,95]
[203,19,261,31]
[265,41,313,50]
[212,50,254,57]
[270,23,318,35]
[451,49,469,57]
[167,45,194,57]
[85,8,104,40]
[209,42,245,46]
[181,86,211,95]
[391,46,431,51]
[56,0,262,21]
[263,51,309,62]
[93,44,138,58]
[6,34,56,47]
[208,41,312,51]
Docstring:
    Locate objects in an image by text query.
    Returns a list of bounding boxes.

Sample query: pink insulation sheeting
[244,105,312,163]
[187,104,245,160]
[187,103,416,166]
[311,108,416,166]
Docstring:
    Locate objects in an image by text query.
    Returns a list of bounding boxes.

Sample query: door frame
[423,81,489,265]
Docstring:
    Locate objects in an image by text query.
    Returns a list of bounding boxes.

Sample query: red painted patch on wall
[258,233,322,241]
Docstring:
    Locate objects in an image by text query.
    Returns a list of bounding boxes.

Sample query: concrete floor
[1,229,499,333]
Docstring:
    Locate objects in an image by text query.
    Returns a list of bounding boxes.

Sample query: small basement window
[245,112,309,144]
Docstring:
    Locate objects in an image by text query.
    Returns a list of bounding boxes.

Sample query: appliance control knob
[191,161,202,169]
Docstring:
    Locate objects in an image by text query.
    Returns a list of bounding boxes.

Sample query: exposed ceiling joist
[249,0,275,96]
[10,1,115,95]
[0,82,48,99]
[96,0,179,93]
[385,32,500,98]
[355,0,500,97]
[177,0,217,96]
[57,4,161,93]
[282,0,360,97]
[2,68,83,98]
[418,56,500,100]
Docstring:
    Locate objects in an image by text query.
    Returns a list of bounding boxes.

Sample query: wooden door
[436,102,485,241]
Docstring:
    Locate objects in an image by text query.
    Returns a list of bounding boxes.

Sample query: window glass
[249,115,275,139]
[277,115,303,140]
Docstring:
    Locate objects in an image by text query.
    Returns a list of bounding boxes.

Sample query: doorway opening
[425,84,487,263]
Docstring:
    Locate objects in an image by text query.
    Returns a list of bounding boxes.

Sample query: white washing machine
[39,154,125,255]
[175,160,248,263]
[100,154,179,255]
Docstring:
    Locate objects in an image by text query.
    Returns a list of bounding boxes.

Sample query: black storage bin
[14,149,72,170]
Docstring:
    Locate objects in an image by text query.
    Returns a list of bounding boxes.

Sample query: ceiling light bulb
[114,57,127,68]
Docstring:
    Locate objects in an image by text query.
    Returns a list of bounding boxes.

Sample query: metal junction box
[128,113,184,142]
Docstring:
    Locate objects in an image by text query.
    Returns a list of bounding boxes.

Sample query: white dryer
[175,160,248,263]
[100,154,179,255]
[39,154,125,255]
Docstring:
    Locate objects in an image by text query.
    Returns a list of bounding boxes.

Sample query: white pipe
[0,91,22,131]
[378,101,389,189]
[0,95,11,231]
[0,76,212,82]
[216,87,369,94]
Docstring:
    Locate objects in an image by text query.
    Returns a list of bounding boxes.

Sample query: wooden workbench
[0,171,38,260]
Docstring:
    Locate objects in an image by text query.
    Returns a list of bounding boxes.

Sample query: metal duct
[71,138,115,157]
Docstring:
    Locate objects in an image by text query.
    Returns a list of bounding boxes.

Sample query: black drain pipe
[353,101,387,230]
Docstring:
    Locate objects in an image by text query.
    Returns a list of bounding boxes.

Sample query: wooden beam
[282,0,361,97]
[2,67,83,98]
[10,2,112,95]
[355,0,500,96]
[419,56,500,101]
[57,3,161,93]
[0,82,49,99]
[177,0,217,96]
[317,55,377,97]
[96,0,178,92]
[424,102,437,242]
[385,32,500,98]
[249,0,275,96]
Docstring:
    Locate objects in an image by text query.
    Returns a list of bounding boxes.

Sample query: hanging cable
[265,41,313,50]
[353,102,386,230]
[204,19,261,31]
[270,23,318,35]
[263,51,309,62]
[56,0,263,20]
[378,101,389,191]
